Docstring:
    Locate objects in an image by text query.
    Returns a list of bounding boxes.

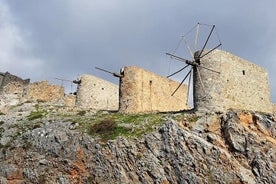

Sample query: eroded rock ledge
[0,109,275,183]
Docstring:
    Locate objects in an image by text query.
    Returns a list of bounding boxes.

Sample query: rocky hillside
[0,102,275,183]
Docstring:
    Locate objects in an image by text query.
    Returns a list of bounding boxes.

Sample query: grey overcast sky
[0,0,276,102]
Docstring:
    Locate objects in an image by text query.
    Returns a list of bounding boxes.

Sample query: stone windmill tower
[167,23,273,113]
[167,23,221,111]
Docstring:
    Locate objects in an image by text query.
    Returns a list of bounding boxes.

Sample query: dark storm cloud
[1,0,276,101]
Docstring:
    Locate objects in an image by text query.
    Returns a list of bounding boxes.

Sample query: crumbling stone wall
[0,72,30,94]
[119,66,188,114]
[0,72,78,110]
[64,94,76,107]
[0,72,30,108]
[0,72,30,91]
[75,74,119,111]
[194,50,273,113]
[25,81,64,102]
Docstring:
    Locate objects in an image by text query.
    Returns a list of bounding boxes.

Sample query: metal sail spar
[95,67,123,78]
[198,25,215,57]
[166,53,196,66]
[166,52,220,74]
[199,43,222,59]
[171,69,192,96]
[167,64,189,78]
[166,23,222,101]
[55,77,75,92]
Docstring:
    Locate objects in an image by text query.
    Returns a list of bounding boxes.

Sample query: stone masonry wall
[0,73,4,88]
[25,81,64,102]
[0,72,30,109]
[194,50,273,113]
[75,74,119,111]
[64,94,76,107]
[119,66,188,114]
[0,72,30,92]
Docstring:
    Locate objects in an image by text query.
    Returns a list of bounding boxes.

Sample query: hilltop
[0,101,275,183]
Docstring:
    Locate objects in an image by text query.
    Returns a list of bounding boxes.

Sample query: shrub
[77,110,86,116]
[0,127,4,138]
[27,110,47,121]
[89,119,116,135]
[88,119,129,141]
[37,99,47,103]
[0,121,4,125]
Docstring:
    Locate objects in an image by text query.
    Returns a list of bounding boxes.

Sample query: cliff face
[0,103,275,183]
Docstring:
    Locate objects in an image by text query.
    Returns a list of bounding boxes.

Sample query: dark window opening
[242,70,245,75]
[102,88,104,90]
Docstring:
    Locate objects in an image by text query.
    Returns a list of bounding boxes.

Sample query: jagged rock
[0,107,275,183]
[253,113,276,137]
[251,153,276,183]
[222,112,247,153]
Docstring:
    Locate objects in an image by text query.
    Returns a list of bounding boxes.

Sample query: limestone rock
[0,108,275,183]
[222,113,247,153]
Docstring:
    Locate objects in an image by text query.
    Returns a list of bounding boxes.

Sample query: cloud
[0,1,44,80]
[1,0,276,101]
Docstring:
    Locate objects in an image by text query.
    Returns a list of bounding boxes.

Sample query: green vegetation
[0,100,201,143]
[0,127,4,138]
[37,99,47,103]
[174,113,199,122]
[173,113,200,129]
[88,119,130,141]
[61,111,169,141]
[25,102,48,120]
[27,110,48,120]
[77,110,86,116]
[56,110,201,141]
[87,175,95,183]
[22,139,32,150]
[0,121,4,126]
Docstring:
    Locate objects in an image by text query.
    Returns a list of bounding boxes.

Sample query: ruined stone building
[0,72,72,110]
[24,81,64,103]
[0,72,30,94]
[75,74,119,111]
[0,72,30,108]
[1,48,274,115]
[194,50,273,113]
[119,66,188,114]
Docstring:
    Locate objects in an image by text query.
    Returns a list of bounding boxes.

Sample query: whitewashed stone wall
[119,66,188,114]
[75,74,119,111]
[194,50,273,113]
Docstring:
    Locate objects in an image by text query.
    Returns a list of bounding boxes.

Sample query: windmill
[166,23,222,107]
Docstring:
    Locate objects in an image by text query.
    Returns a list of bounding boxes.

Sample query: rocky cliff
[0,102,275,183]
